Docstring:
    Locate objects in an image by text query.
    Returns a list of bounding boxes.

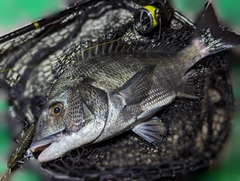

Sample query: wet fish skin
[30,3,240,163]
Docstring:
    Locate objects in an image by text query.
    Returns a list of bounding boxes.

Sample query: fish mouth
[30,131,63,153]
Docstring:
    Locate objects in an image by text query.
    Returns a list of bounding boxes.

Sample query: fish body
[30,3,240,162]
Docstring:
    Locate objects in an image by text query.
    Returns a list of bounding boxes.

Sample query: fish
[30,3,240,163]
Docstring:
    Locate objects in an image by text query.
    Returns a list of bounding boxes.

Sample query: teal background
[0,0,62,35]
[0,0,240,180]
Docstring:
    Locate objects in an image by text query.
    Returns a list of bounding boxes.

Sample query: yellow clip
[33,21,40,29]
[143,5,158,28]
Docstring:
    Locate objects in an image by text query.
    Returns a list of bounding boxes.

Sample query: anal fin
[132,116,167,144]
[178,70,199,99]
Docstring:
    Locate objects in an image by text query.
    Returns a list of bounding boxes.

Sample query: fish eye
[54,107,60,114]
[49,103,63,116]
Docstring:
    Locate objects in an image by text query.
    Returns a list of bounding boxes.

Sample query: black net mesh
[0,0,234,180]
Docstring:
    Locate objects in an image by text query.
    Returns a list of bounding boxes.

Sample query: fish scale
[67,53,181,107]
[67,53,178,91]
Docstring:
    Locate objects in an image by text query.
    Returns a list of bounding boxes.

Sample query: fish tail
[192,2,240,56]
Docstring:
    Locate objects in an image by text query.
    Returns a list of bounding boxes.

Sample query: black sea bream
[30,3,240,162]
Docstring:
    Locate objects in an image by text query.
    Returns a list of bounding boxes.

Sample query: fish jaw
[32,118,105,163]
[30,131,63,152]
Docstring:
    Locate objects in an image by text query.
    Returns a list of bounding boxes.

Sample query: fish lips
[30,131,62,153]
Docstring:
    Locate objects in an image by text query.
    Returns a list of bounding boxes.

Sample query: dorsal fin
[51,22,192,82]
[61,25,188,64]
[67,38,135,61]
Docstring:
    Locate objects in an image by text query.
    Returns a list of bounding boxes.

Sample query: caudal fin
[193,2,240,56]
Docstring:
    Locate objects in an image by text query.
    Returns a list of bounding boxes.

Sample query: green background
[0,0,62,35]
[0,0,240,180]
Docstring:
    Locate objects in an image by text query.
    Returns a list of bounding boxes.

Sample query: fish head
[30,80,108,162]
[33,91,67,144]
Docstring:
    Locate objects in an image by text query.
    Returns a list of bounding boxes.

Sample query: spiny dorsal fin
[65,38,137,62]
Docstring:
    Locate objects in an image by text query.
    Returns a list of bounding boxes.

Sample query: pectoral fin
[132,116,167,144]
[110,65,155,107]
